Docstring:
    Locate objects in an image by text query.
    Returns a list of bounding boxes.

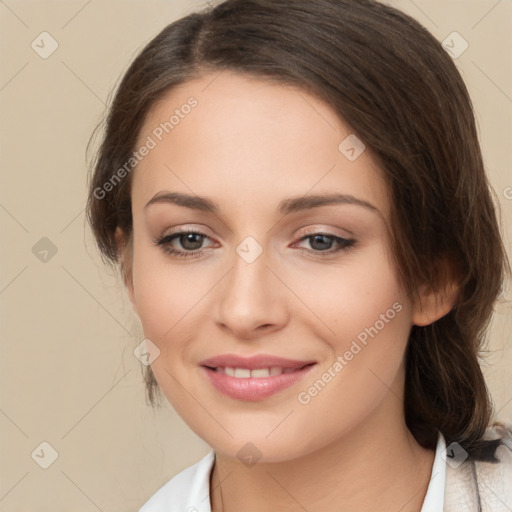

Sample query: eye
[293,232,356,255]
[152,230,214,259]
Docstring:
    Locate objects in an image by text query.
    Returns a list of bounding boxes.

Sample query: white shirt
[139,432,446,512]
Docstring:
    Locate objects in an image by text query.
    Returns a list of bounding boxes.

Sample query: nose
[214,243,289,340]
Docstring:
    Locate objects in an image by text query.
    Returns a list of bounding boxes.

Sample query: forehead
[131,70,390,221]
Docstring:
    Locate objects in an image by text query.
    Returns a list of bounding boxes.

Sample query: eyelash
[153,229,356,260]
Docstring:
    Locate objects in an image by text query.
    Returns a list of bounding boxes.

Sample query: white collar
[420,431,446,512]
[139,432,447,511]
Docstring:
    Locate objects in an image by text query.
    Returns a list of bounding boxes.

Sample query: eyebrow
[144,191,381,216]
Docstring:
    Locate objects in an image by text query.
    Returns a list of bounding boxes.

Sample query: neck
[210,397,436,512]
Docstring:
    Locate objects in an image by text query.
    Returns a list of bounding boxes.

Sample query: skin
[117,70,457,511]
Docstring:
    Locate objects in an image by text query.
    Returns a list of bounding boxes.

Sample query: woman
[86,0,512,510]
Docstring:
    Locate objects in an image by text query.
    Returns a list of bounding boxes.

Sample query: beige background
[0,0,511,510]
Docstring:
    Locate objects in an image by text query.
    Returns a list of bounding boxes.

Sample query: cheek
[130,246,222,406]
[289,246,412,421]
[290,244,410,343]
[131,255,208,413]
[131,242,211,341]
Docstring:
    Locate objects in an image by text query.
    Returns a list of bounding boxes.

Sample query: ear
[412,257,460,327]
[114,226,137,315]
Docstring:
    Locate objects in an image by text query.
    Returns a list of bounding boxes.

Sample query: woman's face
[125,70,420,461]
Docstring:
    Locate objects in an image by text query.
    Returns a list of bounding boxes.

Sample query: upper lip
[199,354,316,370]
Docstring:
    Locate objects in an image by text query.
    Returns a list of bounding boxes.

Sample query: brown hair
[86,0,510,461]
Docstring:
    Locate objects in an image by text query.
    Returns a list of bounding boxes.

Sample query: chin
[204,428,324,464]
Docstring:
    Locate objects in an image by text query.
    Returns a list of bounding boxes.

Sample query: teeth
[217,367,297,378]
[251,368,271,378]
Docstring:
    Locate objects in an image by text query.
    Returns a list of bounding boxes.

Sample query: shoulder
[474,423,512,509]
[478,422,512,475]
[138,451,215,512]
[444,422,512,512]
[478,421,512,469]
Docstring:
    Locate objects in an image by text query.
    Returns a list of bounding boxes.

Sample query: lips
[199,354,317,401]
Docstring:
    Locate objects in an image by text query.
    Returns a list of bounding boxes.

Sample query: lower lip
[200,364,317,401]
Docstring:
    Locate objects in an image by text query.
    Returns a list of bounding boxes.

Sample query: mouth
[199,356,317,401]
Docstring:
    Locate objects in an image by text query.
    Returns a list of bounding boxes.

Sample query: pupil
[311,234,332,251]
[182,233,203,250]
